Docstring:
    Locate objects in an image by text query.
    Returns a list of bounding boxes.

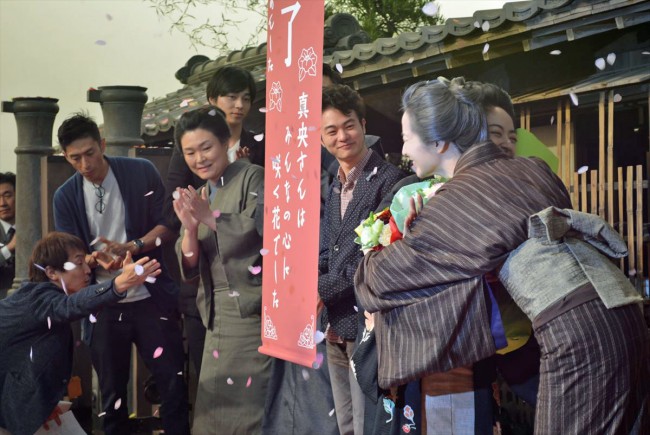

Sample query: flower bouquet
[354,177,446,252]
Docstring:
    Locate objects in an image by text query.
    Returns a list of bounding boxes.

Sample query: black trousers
[91,297,190,435]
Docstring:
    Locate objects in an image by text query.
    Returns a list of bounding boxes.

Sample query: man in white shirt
[0,172,16,299]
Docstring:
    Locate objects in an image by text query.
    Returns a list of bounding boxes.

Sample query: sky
[0,0,514,172]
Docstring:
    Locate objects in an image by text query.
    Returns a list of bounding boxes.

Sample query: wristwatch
[132,239,145,253]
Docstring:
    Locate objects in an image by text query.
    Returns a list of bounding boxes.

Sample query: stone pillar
[2,97,59,291]
[87,86,148,157]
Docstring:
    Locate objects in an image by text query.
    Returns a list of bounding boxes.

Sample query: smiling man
[0,172,16,298]
[318,85,403,435]
[52,114,190,435]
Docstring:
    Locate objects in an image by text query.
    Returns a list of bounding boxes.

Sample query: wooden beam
[581,171,587,212]
[564,100,572,187]
[627,166,635,277]
[607,91,615,226]
[598,92,606,219]
[618,166,624,270]
[636,165,644,281]
[556,101,563,186]
[590,169,598,215]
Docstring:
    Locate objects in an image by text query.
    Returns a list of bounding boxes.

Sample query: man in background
[0,172,16,299]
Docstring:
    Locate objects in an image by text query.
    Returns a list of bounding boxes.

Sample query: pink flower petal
[98,412,106,417]
[353,305,359,312]
[577,165,589,174]
[550,116,555,125]
[315,330,325,344]
[606,52,616,65]
[114,398,122,410]
[482,43,490,55]
[481,21,490,32]
[595,58,606,71]
[422,2,438,16]
[302,369,310,381]
[406,57,414,64]
[259,107,268,113]
[248,265,262,275]
[212,209,221,218]
[335,63,343,74]
[227,377,234,385]
[144,191,154,197]
[212,350,219,359]
[329,408,335,417]
[64,262,76,271]
[172,191,181,200]
[254,133,264,142]
[47,316,51,330]
[90,236,101,246]
[246,376,252,387]
[613,93,622,103]
[155,237,162,246]
[134,265,144,276]
[260,248,269,256]
[208,109,217,116]
[153,346,164,359]
[228,290,240,297]
[30,346,33,362]
[313,352,324,369]
[34,263,46,272]
[145,276,157,283]
[550,49,561,55]
[95,40,107,46]
[89,314,97,323]
[184,251,194,257]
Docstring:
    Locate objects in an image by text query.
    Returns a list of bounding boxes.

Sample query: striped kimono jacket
[354,141,572,389]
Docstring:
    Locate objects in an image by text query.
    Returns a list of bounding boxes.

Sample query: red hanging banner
[259,0,325,368]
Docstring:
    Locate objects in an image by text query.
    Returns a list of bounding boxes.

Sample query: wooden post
[580,171,588,212]
[607,91,615,226]
[572,172,579,210]
[520,107,526,134]
[590,170,598,215]
[556,101,564,186]
[636,165,644,282]
[618,167,624,270]
[598,92,606,219]
[525,106,531,131]
[627,166,635,277]
[564,101,572,188]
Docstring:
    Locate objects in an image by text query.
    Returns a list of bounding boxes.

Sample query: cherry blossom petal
[313,352,324,369]
[246,376,252,387]
[227,377,234,385]
[482,21,490,32]
[30,346,33,362]
[335,63,343,74]
[144,191,154,197]
[106,14,113,21]
[160,317,168,321]
[260,248,269,256]
[172,191,181,200]
[95,40,107,46]
[353,305,359,312]
[595,58,606,70]
[145,276,157,284]
[153,347,164,359]
[213,209,221,218]
[302,369,310,380]
[550,115,555,125]
[134,264,144,276]
[577,165,589,174]
[228,290,240,297]
[98,412,106,417]
[184,251,194,257]
[248,265,262,275]
[90,236,101,246]
[329,408,336,417]
[569,92,579,106]
[34,263,46,272]
[483,43,490,55]
[208,109,217,116]
[114,398,122,410]
[254,133,264,142]
[550,49,561,55]
[422,2,438,16]
[259,107,268,113]
[47,316,51,330]
[155,237,162,246]
[474,21,481,28]
[315,330,325,344]
[212,350,219,359]
[643,51,650,55]
[406,57,414,64]
[89,314,97,323]
[613,93,622,103]
[606,52,616,65]
[63,262,76,271]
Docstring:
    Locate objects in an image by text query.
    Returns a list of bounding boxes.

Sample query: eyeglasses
[93,184,105,214]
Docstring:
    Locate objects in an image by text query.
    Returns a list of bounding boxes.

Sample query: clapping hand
[174,186,217,232]
[92,250,124,272]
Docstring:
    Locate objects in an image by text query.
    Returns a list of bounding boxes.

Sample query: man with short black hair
[0,172,16,298]
[53,114,190,435]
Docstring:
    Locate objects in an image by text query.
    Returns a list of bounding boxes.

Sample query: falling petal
[474,21,481,28]
[134,264,144,276]
[228,290,240,297]
[98,412,106,417]
[550,115,555,125]
[145,276,157,284]
[483,43,490,55]
[335,63,343,74]
[155,237,162,246]
[606,52,616,65]
[47,316,51,330]
[313,352,324,369]
[259,107,267,113]
[63,262,76,271]
[114,398,122,410]
[249,191,258,196]
[315,330,325,344]
[246,376,252,387]
[577,165,589,174]
[227,378,234,385]
[254,133,264,142]
[550,49,561,55]
[208,109,217,116]
[482,21,490,32]
[34,263,46,272]
[569,92,579,106]
[212,350,219,359]
[221,177,224,186]
[353,306,359,312]
[184,251,194,257]
[144,191,154,197]
[177,371,183,375]
[89,314,97,323]
[61,278,68,295]
[30,346,33,361]
[422,2,438,16]
[329,408,335,417]
[153,347,164,359]
[106,14,112,21]
[643,51,650,55]
[613,93,622,103]
[595,58,606,70]
[90,236,101,246]
[172,191,181,200]
[179,99,190,108]
[302,369,310,381]
[118,312,123,322]
[260,248,269,256]
[248,265,262,275]
[95,40,107,46]
[406,57,414,64]
[153,408,159,417]
[160,317,168,321]
[213,209,221,218]
[629,268,637,276]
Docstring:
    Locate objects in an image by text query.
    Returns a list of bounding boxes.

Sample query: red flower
[402,424,411,433]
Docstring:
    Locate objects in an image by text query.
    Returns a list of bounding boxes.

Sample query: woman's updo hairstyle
[401,77,488,153]
[174,106,231,150]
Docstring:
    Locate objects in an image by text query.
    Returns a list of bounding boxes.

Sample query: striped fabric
[355,141,572,388]
[534,298,649,433]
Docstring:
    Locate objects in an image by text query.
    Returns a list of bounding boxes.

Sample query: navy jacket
[0,280,122,435]
[53,156,180,339]
[319,151,403,340]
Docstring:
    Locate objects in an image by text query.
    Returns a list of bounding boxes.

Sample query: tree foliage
[146,0,442,53]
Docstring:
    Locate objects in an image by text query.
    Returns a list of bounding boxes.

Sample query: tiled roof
[142,0,650,137]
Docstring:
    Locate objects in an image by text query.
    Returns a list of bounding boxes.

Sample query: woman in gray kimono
[172,106,270,434]
[355,78,648,434]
